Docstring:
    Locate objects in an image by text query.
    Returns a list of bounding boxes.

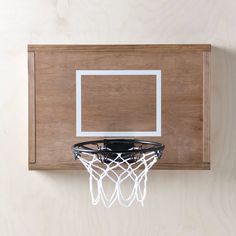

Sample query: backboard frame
[28,44,211,170]
[76,70,162,137]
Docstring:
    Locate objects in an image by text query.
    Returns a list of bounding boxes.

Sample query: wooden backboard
[28,44,211,170]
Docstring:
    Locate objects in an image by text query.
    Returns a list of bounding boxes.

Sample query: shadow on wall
[211,46,236,175]
[35,46,236,191]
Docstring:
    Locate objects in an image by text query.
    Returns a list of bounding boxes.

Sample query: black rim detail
[73,138,164,154]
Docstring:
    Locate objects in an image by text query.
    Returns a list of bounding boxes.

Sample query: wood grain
[28,45,211,170]
[81,75,156,131]
[29,162,210,170]
[28,52,36,164]
[203,52,211,163]
[28,44,211,52]
[5,1,236,235]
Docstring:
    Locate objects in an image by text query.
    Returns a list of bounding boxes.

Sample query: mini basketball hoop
[72,139,165,207]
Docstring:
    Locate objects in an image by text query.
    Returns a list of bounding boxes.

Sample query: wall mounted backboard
[28,44,211,170]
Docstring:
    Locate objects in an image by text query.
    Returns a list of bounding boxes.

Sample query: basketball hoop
[72,139,165,207]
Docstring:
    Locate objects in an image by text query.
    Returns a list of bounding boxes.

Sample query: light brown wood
[28,44,211,52]
[29,162,210,170]
[203,52,211,163]
[28,44,211,170]
[28,52,36,164]
[82,75,156,131]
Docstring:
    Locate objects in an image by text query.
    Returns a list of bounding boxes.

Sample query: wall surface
[0,0,236,235]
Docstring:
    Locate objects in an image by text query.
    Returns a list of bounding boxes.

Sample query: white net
[75,151,160,207]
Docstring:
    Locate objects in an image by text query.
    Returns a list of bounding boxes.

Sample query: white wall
[0,0,236,235]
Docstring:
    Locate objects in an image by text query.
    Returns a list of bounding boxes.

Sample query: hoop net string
[75,151,160,208]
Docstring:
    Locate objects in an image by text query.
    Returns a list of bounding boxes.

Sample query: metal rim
[72,139,165,154]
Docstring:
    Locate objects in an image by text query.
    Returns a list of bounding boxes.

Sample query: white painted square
[76,70,161,137]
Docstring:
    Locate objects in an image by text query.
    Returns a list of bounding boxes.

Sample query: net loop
[73,150,162,207]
